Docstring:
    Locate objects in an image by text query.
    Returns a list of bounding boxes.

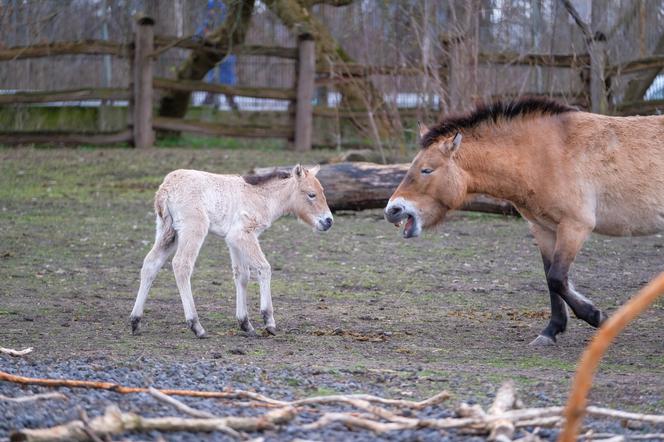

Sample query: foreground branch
[0,392,66,403]
[10,405,295,442]
[0,347,33,357]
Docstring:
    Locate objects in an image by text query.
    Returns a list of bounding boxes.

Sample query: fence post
[294,34,315,152]
[133,15,155,148]
[589,34,609,114]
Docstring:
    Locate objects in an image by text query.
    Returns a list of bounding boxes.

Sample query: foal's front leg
[227,233,276,336]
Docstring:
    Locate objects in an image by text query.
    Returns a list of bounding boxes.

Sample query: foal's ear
[292,164,303,178]
[417,121,429,140]
[309,164,321,176]
[440,132,462,156]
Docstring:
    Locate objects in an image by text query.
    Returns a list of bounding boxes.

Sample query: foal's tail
[154,187,176,247]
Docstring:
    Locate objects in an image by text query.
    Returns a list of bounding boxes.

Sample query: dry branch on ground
[0,347,33,357]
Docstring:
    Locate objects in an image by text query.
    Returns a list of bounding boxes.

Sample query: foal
[385,97,664,346]
[130,165,333,338]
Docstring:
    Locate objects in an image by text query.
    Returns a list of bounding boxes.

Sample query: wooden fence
[0,16,662,148]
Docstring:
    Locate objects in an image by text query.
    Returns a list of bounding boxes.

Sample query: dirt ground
[1,147,663,415]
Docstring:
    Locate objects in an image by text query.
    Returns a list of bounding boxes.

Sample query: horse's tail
[154,187,176,247]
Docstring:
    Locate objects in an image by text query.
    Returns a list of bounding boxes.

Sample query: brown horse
[385,97,664,346]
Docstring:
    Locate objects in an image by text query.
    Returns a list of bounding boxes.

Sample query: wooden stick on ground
[0,392,66,403]
[10,405,296,442]
[0,368,448,410]
[0,347,33,357]
[488,380,518,442]
[147,387,242,439]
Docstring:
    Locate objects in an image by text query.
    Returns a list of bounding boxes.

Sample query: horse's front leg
[548,221,607,330]
[529,223,569,346]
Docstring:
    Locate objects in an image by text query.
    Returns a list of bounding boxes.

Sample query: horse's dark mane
[242,170,291,185]
[421,97,577,149]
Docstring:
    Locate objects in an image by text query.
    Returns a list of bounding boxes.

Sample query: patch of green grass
[309,386,338,397]
[486,355,575,371]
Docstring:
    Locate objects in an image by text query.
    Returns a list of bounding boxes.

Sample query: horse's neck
[458,132,539,205]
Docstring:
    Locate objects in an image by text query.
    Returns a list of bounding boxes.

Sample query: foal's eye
[421,168,433,175]
[307,192,317,199]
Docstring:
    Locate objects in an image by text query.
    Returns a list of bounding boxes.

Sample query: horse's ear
[417,121,429,140]
[309,164,321,176]
[292,164,303,178]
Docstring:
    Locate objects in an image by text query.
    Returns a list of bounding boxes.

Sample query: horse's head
[290,164,333,232]
[385,124,468,238]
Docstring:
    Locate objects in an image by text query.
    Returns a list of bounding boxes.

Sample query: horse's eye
[421,168,433,175]
[307,192,316,199]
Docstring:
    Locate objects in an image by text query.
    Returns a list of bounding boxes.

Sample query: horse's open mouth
[395,214,419,238]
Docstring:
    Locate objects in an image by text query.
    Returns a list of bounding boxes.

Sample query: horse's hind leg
[172,222,209,338]
[130,219,177,334]
[529,224,569,346]
[548,221,607,330]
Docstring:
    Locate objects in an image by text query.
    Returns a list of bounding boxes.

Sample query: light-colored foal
[130,164,333,338]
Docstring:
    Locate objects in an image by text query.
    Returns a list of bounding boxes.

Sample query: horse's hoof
[529,335,556,346]
[130,316,141,335]
[597,311,609,327]
[196,330,209,339]
[265,326,277,336]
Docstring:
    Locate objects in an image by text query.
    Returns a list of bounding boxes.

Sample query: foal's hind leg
[172,222,209,338]
[547,221,608,330]
[130,223,177,334]
[529,224,568,346]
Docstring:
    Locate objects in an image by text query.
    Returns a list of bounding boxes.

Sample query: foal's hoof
[238,317,257,337]
[529,335,556,347]
[187,319,208,338]
[265,326,277,336]
[130,316,141,335]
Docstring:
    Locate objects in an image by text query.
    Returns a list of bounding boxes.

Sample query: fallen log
[250,162,518,216]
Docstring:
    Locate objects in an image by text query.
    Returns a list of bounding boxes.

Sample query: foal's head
[385,124,467,238]
[289,164,333,232]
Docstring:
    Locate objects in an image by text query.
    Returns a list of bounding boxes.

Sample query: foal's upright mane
[242,170,291,186]
[421,97,577,149]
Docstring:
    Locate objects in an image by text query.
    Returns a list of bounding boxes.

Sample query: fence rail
[0,15,658,148]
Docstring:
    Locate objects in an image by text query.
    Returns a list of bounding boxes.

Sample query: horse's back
[567,113,664,235]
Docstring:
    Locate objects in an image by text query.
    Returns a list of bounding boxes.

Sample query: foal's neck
[254,179,297,223]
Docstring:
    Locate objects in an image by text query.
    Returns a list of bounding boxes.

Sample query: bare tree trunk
[157,0,254,122]
[264,0,398,144]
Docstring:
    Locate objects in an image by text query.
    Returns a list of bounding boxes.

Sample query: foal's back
[157,169,246,236]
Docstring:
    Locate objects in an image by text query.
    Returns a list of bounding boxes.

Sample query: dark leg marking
[548,262,605,329]
[130,316,141,335]
[537,254,568,344]
[261,310,276,336]
[238,317,257,337]
[187,318,208,339]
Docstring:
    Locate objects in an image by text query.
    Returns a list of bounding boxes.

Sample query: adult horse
[384,97,664,346]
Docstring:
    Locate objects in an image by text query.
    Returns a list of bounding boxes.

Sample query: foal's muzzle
[317,215,334,231]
